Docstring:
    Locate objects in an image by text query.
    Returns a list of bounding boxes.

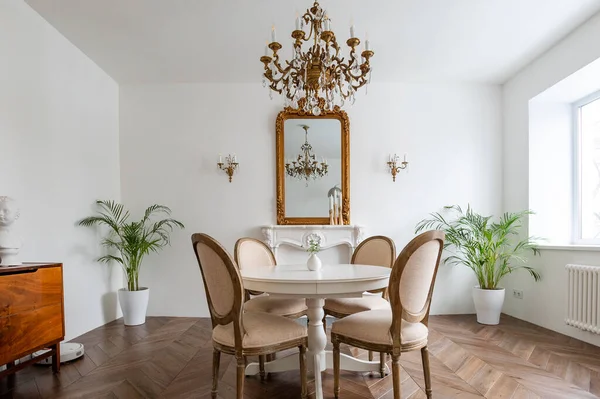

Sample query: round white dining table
[241,263,391,399]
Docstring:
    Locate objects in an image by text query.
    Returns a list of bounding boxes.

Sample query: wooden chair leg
[421,346,432,399]
[236,355,245,399]
[299,344,307,399]
[368,350,373,361]
[259,355,266,380]
[333,339,340,399]
[392,354,401,399]
[212,348,221,399]
[322,315,328,335]
[51,343,61,373]
[379,352,386,378]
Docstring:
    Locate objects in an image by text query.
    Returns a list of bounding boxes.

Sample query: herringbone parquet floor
[1,314,600,398]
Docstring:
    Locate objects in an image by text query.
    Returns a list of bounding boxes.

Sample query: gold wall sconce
[217,154,239,183]
[387,153,408,182]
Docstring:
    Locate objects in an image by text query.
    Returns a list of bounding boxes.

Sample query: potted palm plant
[415,205,540,325]
[78,200,184,326]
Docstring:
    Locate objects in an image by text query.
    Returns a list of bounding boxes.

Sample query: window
[574,92,600,243]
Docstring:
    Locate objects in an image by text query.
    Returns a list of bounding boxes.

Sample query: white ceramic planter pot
[118,287,150,326]
[472,286,505,325]
[307,253,322,271]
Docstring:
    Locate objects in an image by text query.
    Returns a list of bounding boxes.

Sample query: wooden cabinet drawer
[0,267,62,317]
[0,303,64,365]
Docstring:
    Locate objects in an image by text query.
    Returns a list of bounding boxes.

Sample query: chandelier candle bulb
[350,25,355,38]
[365,39,370,51]
[271,25,276,42]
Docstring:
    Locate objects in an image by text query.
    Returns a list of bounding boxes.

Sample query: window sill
[535,243,600,252]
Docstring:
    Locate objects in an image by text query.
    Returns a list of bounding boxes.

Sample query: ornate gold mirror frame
[276,102,350,225]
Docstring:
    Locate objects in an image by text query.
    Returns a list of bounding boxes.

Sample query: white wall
[0,0,121,340]
[119,82,502,317]
[503,12,600,346]
[528,101,572,243]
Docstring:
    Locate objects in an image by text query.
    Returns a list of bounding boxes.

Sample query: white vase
[472,286,505,325]
[118,287,150,326]
[307,253,322,271]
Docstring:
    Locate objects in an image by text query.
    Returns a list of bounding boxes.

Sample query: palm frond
[78,200,184,290]
[98,254,124,265]
[415,205,541,289]
[142,204,171,223]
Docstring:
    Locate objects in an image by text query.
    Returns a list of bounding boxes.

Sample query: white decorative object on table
[305,235,322,271]
[307,253,322,271]
[0,196,22,266]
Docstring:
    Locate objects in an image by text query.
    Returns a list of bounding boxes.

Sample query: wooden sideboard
[0,263,65,377]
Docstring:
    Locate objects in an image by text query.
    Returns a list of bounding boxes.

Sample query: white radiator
[566,264,600,334]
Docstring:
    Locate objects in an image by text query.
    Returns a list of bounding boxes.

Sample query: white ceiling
[25,0,600,85]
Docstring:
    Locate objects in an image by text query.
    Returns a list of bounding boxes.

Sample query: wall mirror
[276,103,350,225]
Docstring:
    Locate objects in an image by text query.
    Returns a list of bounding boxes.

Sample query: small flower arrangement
[306,238,321,255]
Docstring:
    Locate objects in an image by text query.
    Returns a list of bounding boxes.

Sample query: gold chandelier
[285,125,328,181]
[260,1,374,115]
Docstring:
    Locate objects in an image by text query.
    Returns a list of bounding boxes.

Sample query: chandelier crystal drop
[260,1,374,115]
[285,125,328,181]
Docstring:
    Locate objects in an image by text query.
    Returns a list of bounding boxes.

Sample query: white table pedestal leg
[306,298,327,399]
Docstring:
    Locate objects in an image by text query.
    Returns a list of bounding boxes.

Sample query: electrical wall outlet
[512,289,523,299]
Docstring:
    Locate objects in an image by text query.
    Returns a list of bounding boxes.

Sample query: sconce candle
[387,153,409,182]
[217,154,239,183]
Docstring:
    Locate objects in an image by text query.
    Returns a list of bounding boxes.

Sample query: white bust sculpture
[0,196,22,266]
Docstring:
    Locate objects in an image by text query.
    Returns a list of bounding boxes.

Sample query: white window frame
[573,90,600,245]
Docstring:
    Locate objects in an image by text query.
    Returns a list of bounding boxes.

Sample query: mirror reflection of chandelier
[285,125,328,181]
[260,1,374,116]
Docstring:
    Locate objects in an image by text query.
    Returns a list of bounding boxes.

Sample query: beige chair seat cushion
[213,312,307,349]
[244,296,308,316]
[331,309,428,348]
[324,296,389,316]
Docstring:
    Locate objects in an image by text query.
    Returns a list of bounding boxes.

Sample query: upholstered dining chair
[192,233,308,399]
[323,235,396,376]
[331,230,444,399]
[234,237,308,319]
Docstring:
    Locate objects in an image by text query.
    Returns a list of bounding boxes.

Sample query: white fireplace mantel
[261,225,365,259]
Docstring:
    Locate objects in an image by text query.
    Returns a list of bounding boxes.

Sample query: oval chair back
[192,233,245,349]
[351,235,396,297]
[387,230,445,349]
[234,237,276,299]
